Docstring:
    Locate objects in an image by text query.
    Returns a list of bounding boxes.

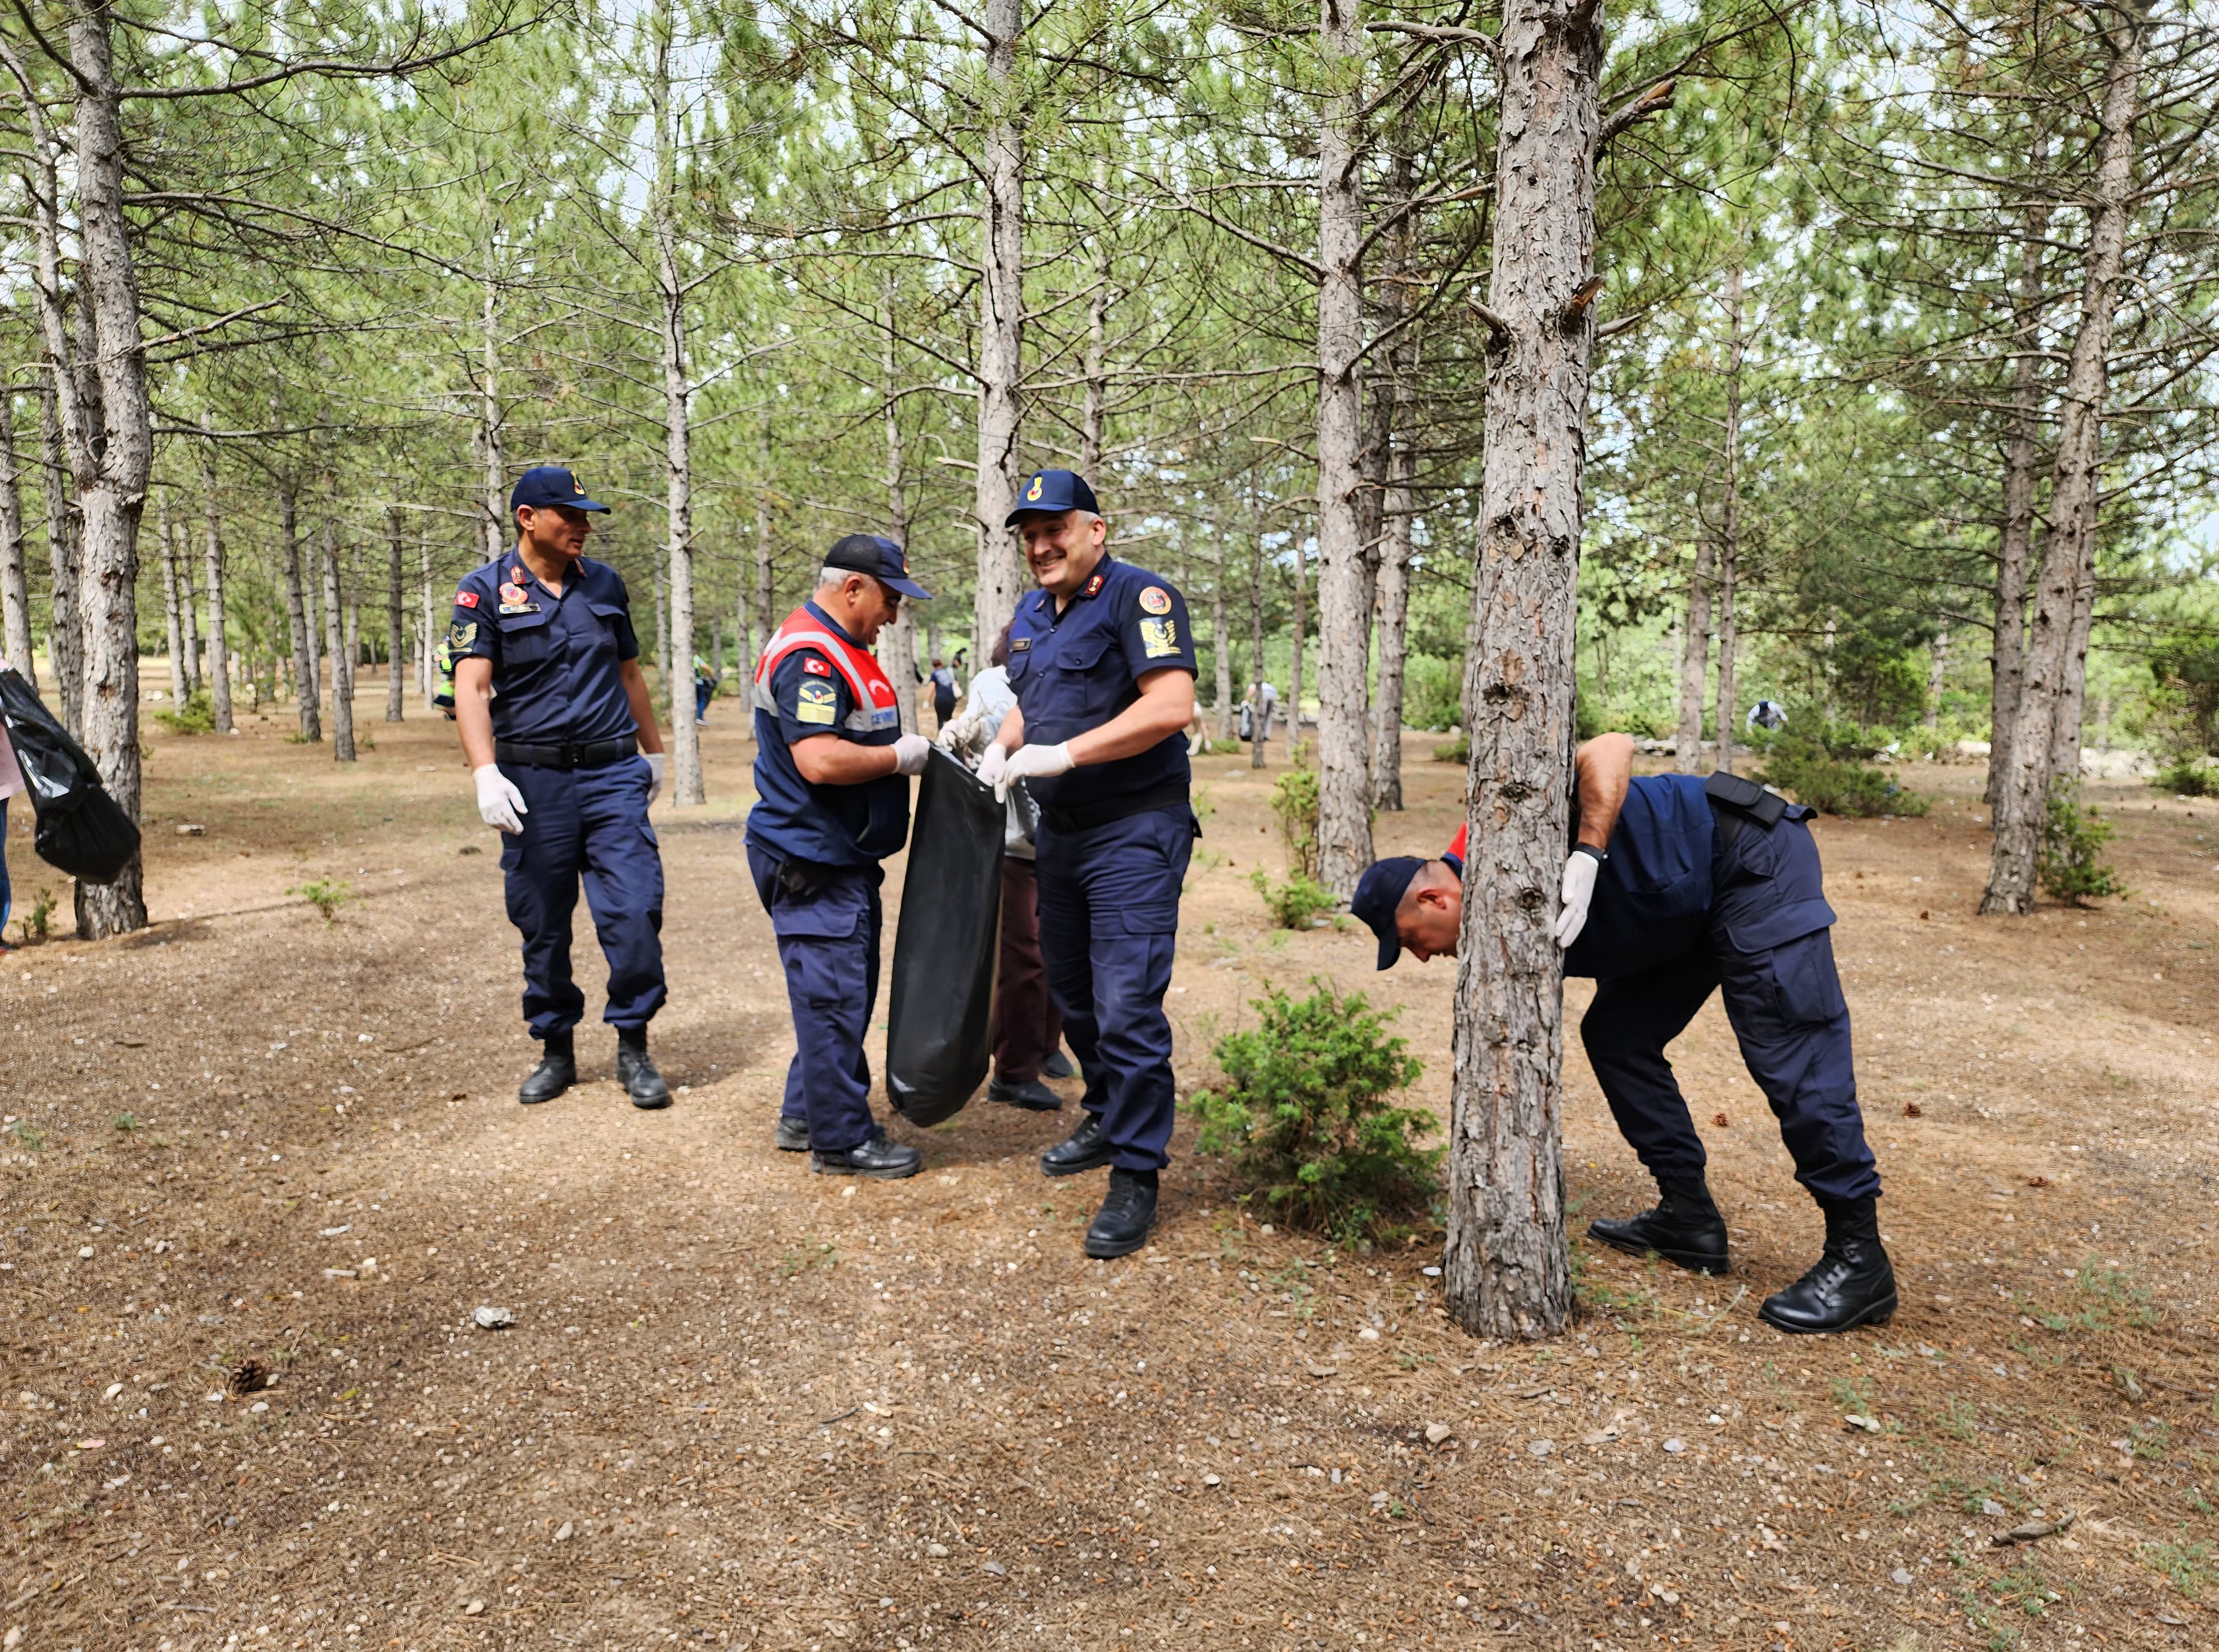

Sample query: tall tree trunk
[159,489,185,703]
[322,517,356,762]
[1312,0,1372,896]
[973,0,1026,660]
[178,524,200,697]
[752,444,775,676]
[384,508,406,722]
[1985,189,2049,810]
[1446,0,1615,1341]
[481,274,506,566]
[1674,536,1713,771]
[200,414,233,734]
[1289,531,1308,762]
[652,7,702,808]
[279,488,320,742]
[1372,409,1415,809]
[418,536,434,703]
[1712,261,1744,771]
[66,0,153,936]
[1212,540,1235,743]
[1081,156,1110,478]
[655,555,670,705]
[1983,12,2144,915]
[1250,512,1269,771]
[36,372,80,737]
[0,392,31,683]
[881,288,920,734]
[1926,628,1948,729]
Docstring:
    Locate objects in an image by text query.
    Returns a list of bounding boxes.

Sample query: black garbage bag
[0,663,141,884]
[885,747,1004,1125]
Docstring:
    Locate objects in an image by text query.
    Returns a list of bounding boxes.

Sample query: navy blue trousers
[499,758,666,1039]
[1034,807,1193,1172]
[1578,817,1879,1204]
[747,844,882,1153]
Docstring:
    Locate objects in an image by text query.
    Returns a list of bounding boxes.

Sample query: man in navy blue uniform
[747,536,934,1179]
[979,469,1198,1258]
[452,466,673,1109]
[1350,734,1896,1334]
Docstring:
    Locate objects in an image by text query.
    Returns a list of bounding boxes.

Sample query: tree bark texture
[1674,535,1713,772]
[1983,14,2143,916]
[0,392,29,683]
[1289,533,1307,762]
[37,372,81,738]
[280,488,320,742]
[321,518,356,762]
[1985,190,2049,810]
[385,509,406,722]
[201,415,232,733]
[1372,415,1415,809]
[67,1,152,936]
[652,11,702,808]
[1311,0,1374,898]
[1926,627,1948,729]
[1250,518,1269,770]
[972,0,1026,660]
[1081,155,1110,478]
[159,490,185,702]
[481,274,507,566]
[1711,262,1744,771]
[882,285,919,734]
[1213,542,1235,743]
[1444,0,1607,1341]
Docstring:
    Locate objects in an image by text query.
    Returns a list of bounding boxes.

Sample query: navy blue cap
[1006,468,1101,526]
[826,534,933,602]
[510,465,610,513]
[1351,857,1426,970]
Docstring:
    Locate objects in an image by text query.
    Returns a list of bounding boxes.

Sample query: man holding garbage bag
[747,535,934,1178]
[979,469,1198,1259]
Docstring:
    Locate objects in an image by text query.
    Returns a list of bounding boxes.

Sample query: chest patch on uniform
[795,680,838,724]
[455,590,479,609]
[1082,573,1105,599]
[449,621,477,650]
[1138,585,1172,615]
[499,582,529,606]
[1140,616,1181,657]
[802,656,832,676]
[499,602,540,616]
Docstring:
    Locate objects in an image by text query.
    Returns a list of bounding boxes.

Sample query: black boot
[519,1034,576,1106]
[774,1116,809,1152]
[1042,1048,1077,1080]
[1040,1112,1114,1177]
[1587,1177,1730,1275]
[989,1076,1063,1112]
[1759,1197,1897,1334]
[615,1030,672,1111]
[812,1124,923,1180]
[1085,1168,1159,1259]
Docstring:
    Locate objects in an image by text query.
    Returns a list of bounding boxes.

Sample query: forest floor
[4,681,2218,1652]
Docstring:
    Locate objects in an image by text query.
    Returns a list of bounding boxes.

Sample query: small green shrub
[2039,787,2122,905]
[1400,654,1463,731]
[154,690,216,734]
[1249,869,1337,929]
[1268,764,1321,881]
[290,877,356,925]
[1432,733,1469,765]
[1756,737,1929,818]
[1186,982,1438,1244]
[2154,757,2217,797]
[17,885,58,943]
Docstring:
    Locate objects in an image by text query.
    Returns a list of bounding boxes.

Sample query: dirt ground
[4,677,2217,1652]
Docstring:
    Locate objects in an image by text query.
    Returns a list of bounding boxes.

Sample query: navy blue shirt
[744,601,909,868]
[451,553,640,744]
[1005,555,1197,809]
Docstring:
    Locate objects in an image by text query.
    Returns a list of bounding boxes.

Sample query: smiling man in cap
[452,465,673,1110]
[1351,733,1896,1336]
[979,469,1199,1258]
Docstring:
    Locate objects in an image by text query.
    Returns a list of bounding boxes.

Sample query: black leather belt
[1038,783,1191,836]
[494,736,638,770]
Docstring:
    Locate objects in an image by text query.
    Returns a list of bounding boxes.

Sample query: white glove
[474,764,527,834]
[644,751,665,807]
[996,741,1074,801]
[977,742,1009,792]
[892,733,931,776]
[1556,847,1601,948]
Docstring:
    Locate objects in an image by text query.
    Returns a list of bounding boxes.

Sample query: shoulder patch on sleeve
[1138,585,1172,615]
[1139,616,1181,658]
[794,678,837,725]
[455,590,479,609]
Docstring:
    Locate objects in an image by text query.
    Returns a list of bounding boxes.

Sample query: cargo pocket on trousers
[1120,904,1179,935]
[1767,929,1847,1026]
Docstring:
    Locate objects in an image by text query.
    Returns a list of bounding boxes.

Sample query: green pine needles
[2040,785,2123,905]
[1186,982,1440,1245]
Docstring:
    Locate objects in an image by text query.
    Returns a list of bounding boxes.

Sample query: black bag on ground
[0,663,141,884]
[885,747,1004,1126]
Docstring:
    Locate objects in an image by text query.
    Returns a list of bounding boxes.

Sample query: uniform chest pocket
[1052,632,1121,721]
[580,600,627,664]
[497,611,555,667]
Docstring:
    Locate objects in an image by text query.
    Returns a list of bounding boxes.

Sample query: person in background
[693,652,717,726]
[748,535,935,1177]
[929,658,957,729]
[1249,679,1279,746]
[449,467,673,1110]
[940,622,1067,1112]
